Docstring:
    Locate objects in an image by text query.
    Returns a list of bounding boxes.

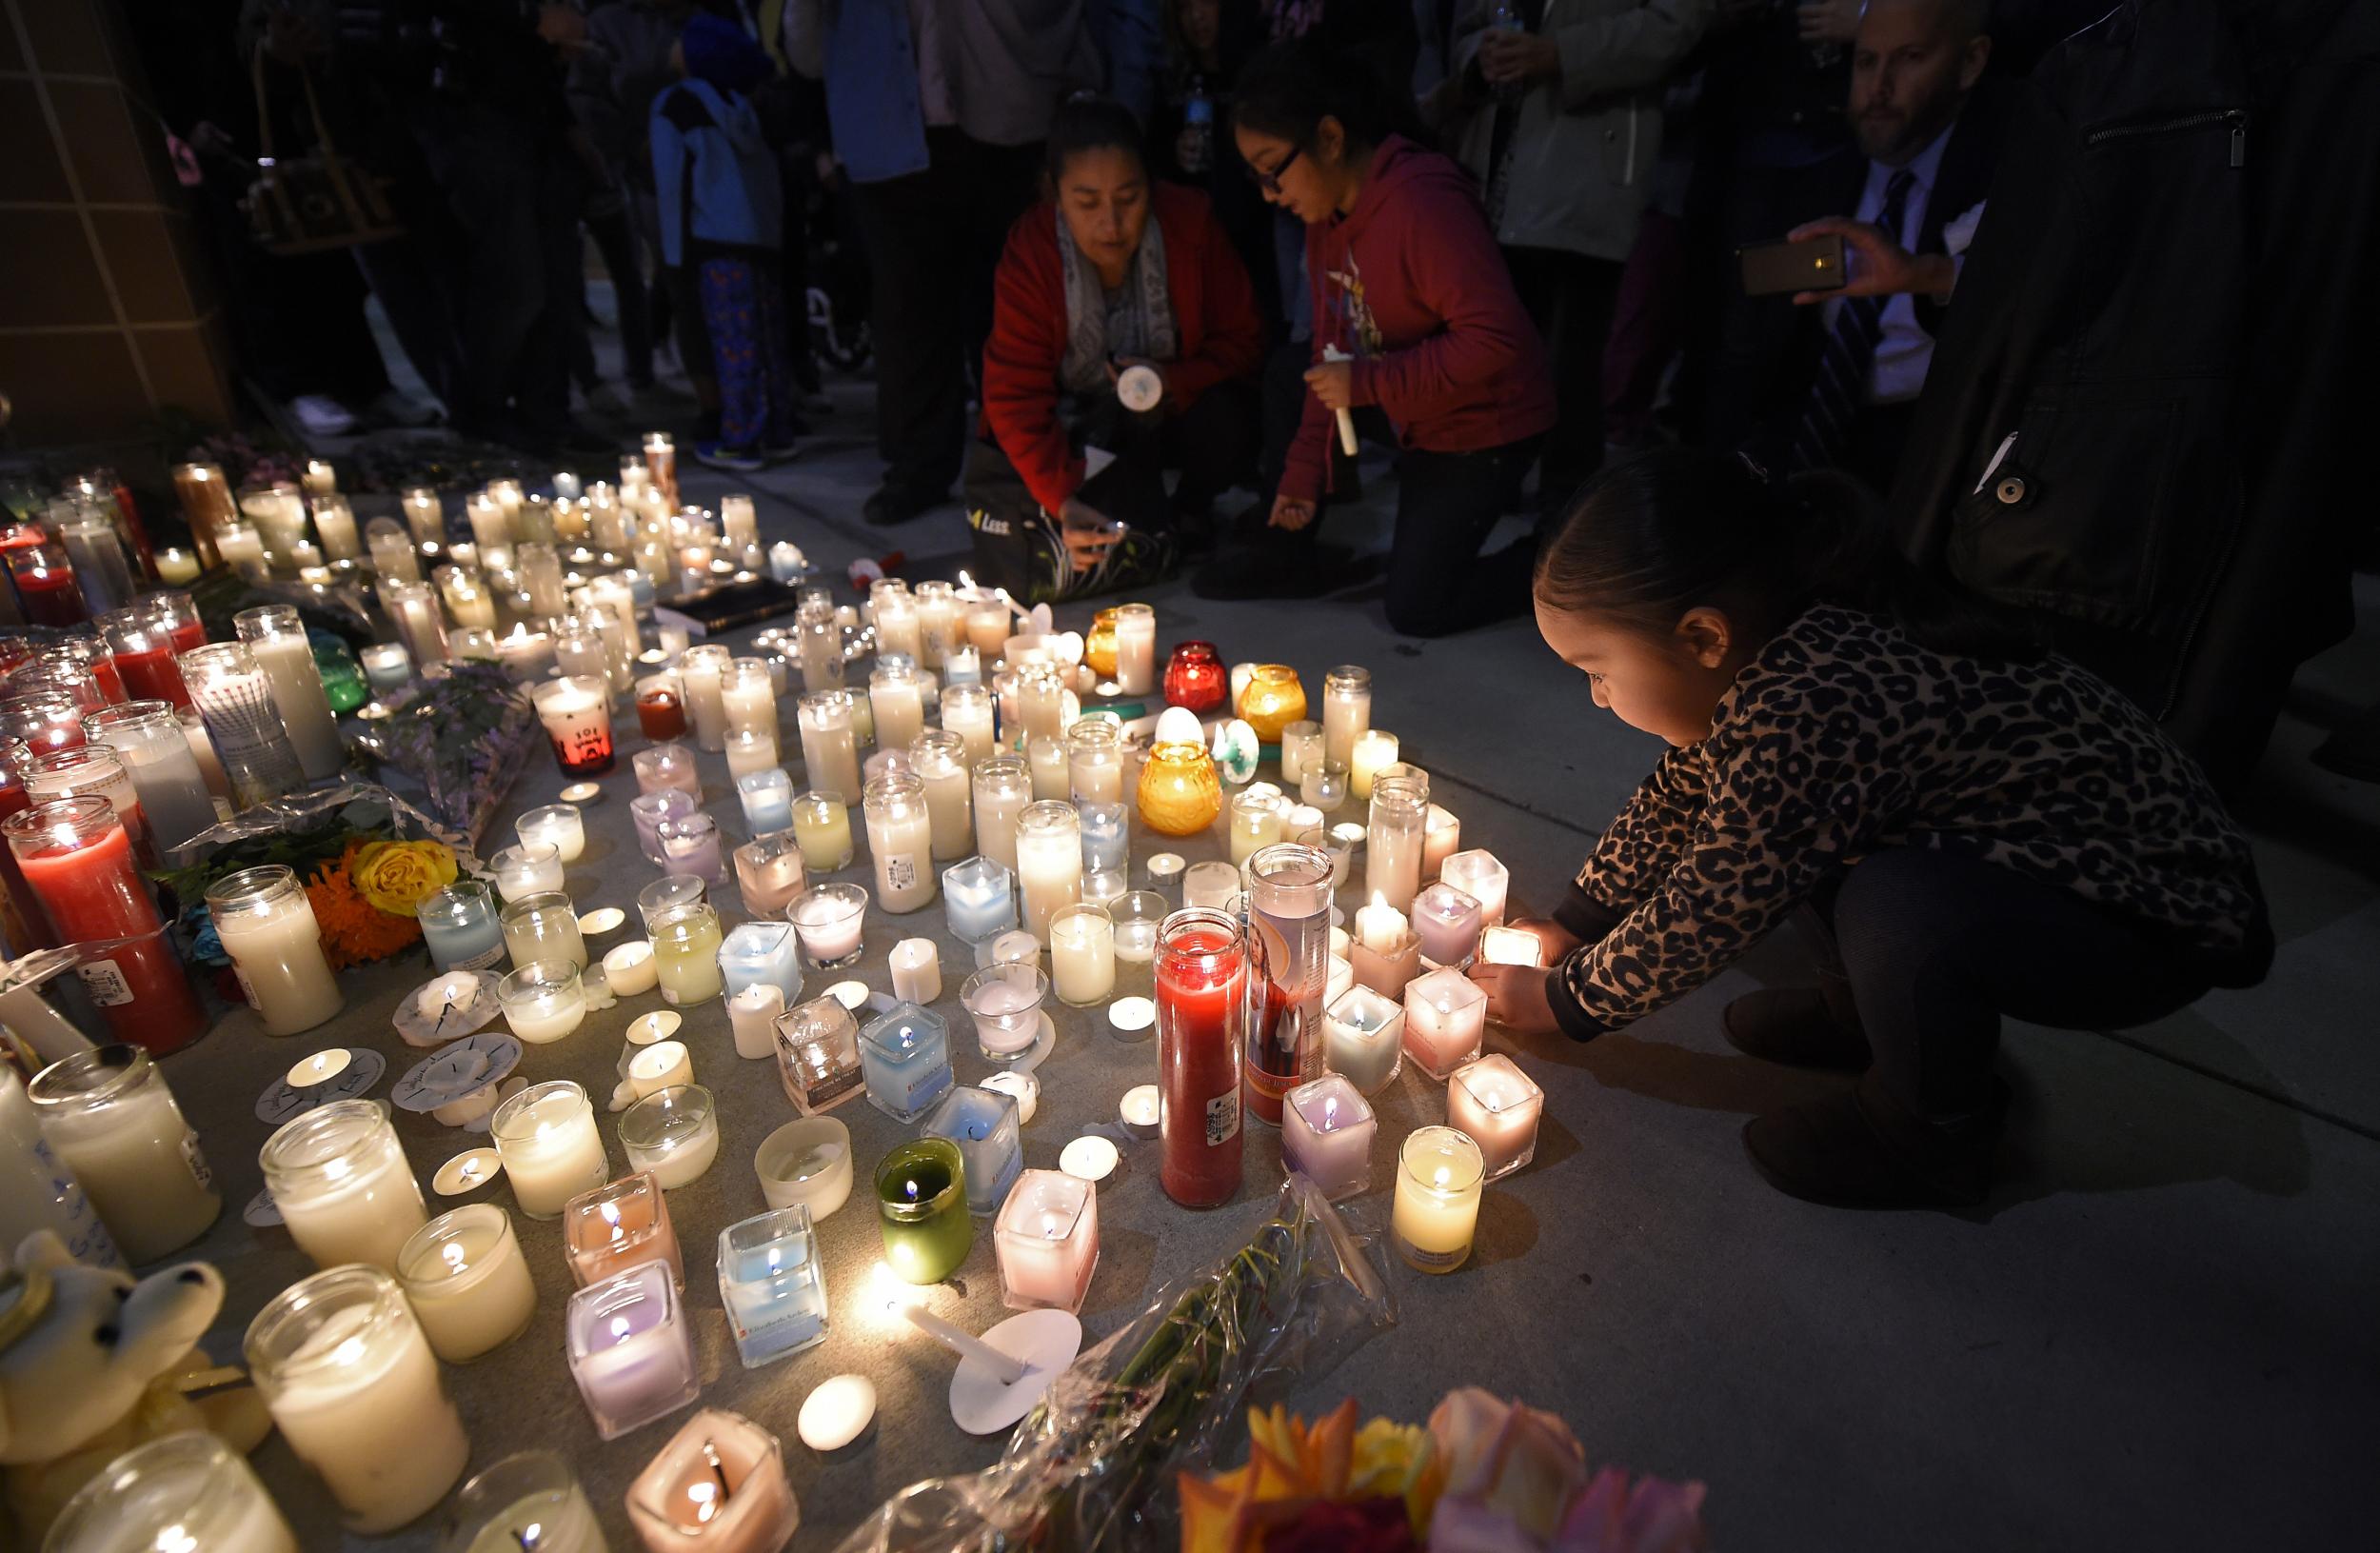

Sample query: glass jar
[233,603,343,780]
[798,689,863,804]
[863,771,938,913]
[1321,664,1372,770]
[27,745,150,862]
[495,959,588,1044]
[1242,844,1337,1125]
[1082,607,1121,678]
[1162,640,1227,712]
[489,1080,609,1219]
[396,1203,538,1364]
[650,901,726,1005]
[1013,800,1082,943]
[45,1427,297,1553]
[1112,602,1157,694]
[1367,775,1429,913]
[876,1136,972,1284]
[259,1099,428,1270]
[380,578,448,666]
[1158,907,1246,1207]
[530,673,616,777]
[94,602,191,707]
[1136,740,1222,836]
[29,1044,219,1262]
[207,863,345,1034]
[636,669,687,740]
[5,543,87,627]
[442,1451,602,1553]
[908,729,973,861]
[1227,787,1286,868]
[869,661,926,752]
[1391,1125,1486,1275]
[969,753,1032,870]
[1236,664,1307,743]
[1064,716,1124,805]
[178,642,306,806]
[419,879,506,970]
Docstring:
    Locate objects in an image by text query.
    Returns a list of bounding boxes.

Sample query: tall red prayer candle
[2,796,205,1053]
[6,545,89,628]
[0,764,56,950]
[1157,907,1247,1207]
[98,606,190,708]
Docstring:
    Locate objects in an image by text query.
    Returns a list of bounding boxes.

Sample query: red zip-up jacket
[979,182,1266,516]
[1282,134,1557,506]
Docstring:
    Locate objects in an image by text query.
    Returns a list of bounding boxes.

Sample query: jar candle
[791,787,856,871]
[497,960,588,1044]
[566,1260,702,1441]
[394,1204,537,1363]
[738,767,796,837]
[208,864,345,1034]
[1108,602,1156,694]
[245,1264,470,1532]
[435,563,499,630]
[1365,776,1428,912]
[772,1000,864,1117]
[1402,966,1489,1080]
[46,1428,297,1553]
[924,1084,1023,1215]
[964,593,1011,657]
[531,674,616,777]
[678,644,733,750]
[1392,1125,1486,1274]
[1300,758,1349,815]
[959,962,1047,1065]
[718,915,803,1003]
[1421,803,1461,882]
[367,516,420,585]
[516,802,586,865]
[420,880,506,969]
[634,742,704,797]
[230,604,344,781]
[397,485,444,548]
[381,579,447,666]
[798,690,863,806]
[1279,720,1323,787]
[651,902,726,1004]
[0,1065,116,1264]
[1162,641,1226,712]
[969,755,1031,870]
[658,811,728,885]
[796,603,843,692]
[627,1408,803,1551]
[1048,903,1115,1005]
[1182,860,1240,911]
[1065,804,1122,881]
[448,626,498,664]
[637,670,688,740]
[869,662,926,752]
[5,798,205,1052]
[7,542,89,627]
[1019,736,1061,805]
[622,1085,720,1188]
[718,1206,831,1368]
[1280,1073,1377,1201]
[876,1136,972,1284]
[1014,664,1064,744]
[1228,788,1285,868]
[1320,665,1372,771]
[490,1081,609,1219]
[721,656,776,739]
[909,730,974,860]
[28,1045,219,1262]
[1157,907,1246,1208]
[81,700,217,851]
[874,591,922,666]
[1447,1053,1546,1182]
[1411,881,1484,966]
[1235,664,1307,744]
[447,1452,605,1553]
[630,789,696,866]
[1242,843,1336,1125]
[941,682,996,766]
[914,577,958,667]
[788,881,868,967]
[1348,728,1398,802]
[178,641,306,806]
[489,842,565,902]
[564,1170,684,1288]
[96,603,192,707]
[734,830,808,917]
[860,1002,954,1122]
[1065,717,1124,804]
[1439,849,1510,927]
[941,853,1017,943]
[1014,800,1082,944]
[1322,985,1405,1095]
[259,1099,427,1271]
[857,771,934,914]
[1136,740,1222,835]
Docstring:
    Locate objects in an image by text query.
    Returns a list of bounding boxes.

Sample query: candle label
[449,940,506,972]
[75,960,134,1006]
[182,1133,215,1190]
[1205,1088,1240,1147]
[1397,1232,1465,1272]
[885,853,919,895]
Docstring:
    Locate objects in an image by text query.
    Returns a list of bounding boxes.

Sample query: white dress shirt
[1826,123,1954,408]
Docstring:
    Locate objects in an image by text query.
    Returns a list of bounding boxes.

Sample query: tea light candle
[360,642,412,691]
[621,1085,720,1188]
[490,1081,609,1219]
[942,854,1017,943]
[1440,849,1510,927]
[627,1039,695,1099]
[1402,967,1489,1080]
[566,1260,702,1441]
[1323,985,1405,1094]
[789,883,869,968]
[717,1205,831,1368]
[860,1003,954,1123]
[1146,852,1185,894]
[627,1407,803,1550]
[994,1168,1099,1313]
[1058,1134,1119,1184]
[496,623,555,681]
[792,789,856,871]
[771,1000,865,1117]
[1048,904,1115,1005]
[394,1205,537,1363]
[1391,1125,1485,1274]
[729,985,787,1061]
[1348,729,1398,801]
[923,1085,1023,1215]
[890,937,942,1004]
[1119,1083,1160,1134]
[1447,1054,1544,1180]
[755,1114,854,1216]
[1479,926,1546,967]
[564,1171,684,1288]
[604,939,659,995]
[1411,881,1485,966]
[1280,1074,1377,1201]
[982,1069,1039,1125]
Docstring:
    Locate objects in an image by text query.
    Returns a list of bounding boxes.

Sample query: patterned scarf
[1057,209,1178,399]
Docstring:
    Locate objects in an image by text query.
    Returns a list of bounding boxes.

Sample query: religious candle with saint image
[1239,842,1335,1127]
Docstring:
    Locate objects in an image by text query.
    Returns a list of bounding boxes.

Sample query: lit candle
[1348,728,1398,801]
[495,622,556,682]
[890,937,942,1004]
[626,1406,803,1550]
[634,742,704,798]
[1279,1073,1377,1201]
[755,1114,854,1215]
[924,1084,1023,1215]
[516,802,586,864]
[1365,776,1426,912]
[489,1081,609,1219]
[960,962,1048,1064]
[876,1137,973,1284]
[798,690,863,806]
[1391,1125,1485,1275]
[864,771,939,912]
[860,1003,955,1122]
[446,1452,605,1553]
[970,756,1032,870]
[791,788,856,871]
[910,730,974,860]
[206,863,345,1035]
[992,1167,1099,1314]
[1410,881,1484,966]
[604,938,659,996]
[1111,604,1156,694]
[621,1084,720,1188]
[258,1099,427,1271]
[1479,925,1546,967]
[982,1068,1039,1125]
[1048,904,1115,1005]
[1355,892,1408,954]
[1014,801,1081,944]
[1321,665,1371,769]
[721,656,777,740]
[489,842,565,902]
[531,674,616,776]
[1446,1054,1544,1181]
[1401,966,1488,1080]
[155,546,202,586]
[1440,849,1510,927]
[1322,985,1405,1095]
[717,1206,830,1370]
[393,1204,538,1363]
[420,881,506,970]
[729,984,788,1061]
[870,662,926,751]
[941,682,996,764]
[652,902,726,1004]
[628,1039,696,1099]
[565,1260,702,1441]
[1422,803,1461,881]
[942,853,1018,943]
[45,1431,296,1553]
[1027,733,1068,801]
[1182,860,1240,911]
[564,1171,684,1288]
[679,645,733,751]
[734,831,808,917]
[496,961,588,1044]
[26,1045,217,1262]
[788,882,868,968]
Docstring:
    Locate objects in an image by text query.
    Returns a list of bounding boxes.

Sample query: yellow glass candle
[1136,742,1223,836]
[1235,664,1307,744]
[792,790,855,871]
[1083,607,1121,678]
[1349,729,1399,801]
[1391,1125,1484,1274]
[649,904,724,1005]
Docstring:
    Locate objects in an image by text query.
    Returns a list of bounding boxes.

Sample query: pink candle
[1446,1054,1543,1180]
[625,1406,801,1552]
[993,1168,1099,1313]
[1401,966,1487,1081]
[1409,882,1483,966]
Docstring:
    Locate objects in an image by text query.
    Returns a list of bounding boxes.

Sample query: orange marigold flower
[306,856,422,969]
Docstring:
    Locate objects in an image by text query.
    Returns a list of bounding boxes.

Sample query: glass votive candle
[772,998,864,1116]
[942,853,1017,943]
[1447,1053,1544,1181]
[859,1001,954,1122]
[1392,1125,1486,1275]
[496,960,588,1045]
[488,842,565,903]
[621,1085,721,1188]
[500,890,588,971]
[634,742,704,797]
[631,788,697,865]
[635,670,688,740]
[1323,984,1405,1095]
[1349,728,1399,801]
[1300,758,1349,815]
[45,1430,298,1553]
[788,881,869,968]
[657,811,727,885]
[565,1260,701,1441]
[1182,860,1240,911]
[960,962,1048,1065]
[1236,663,1307,743]
[756,1112,853,1218]
[625,1408,803,1552]
[394,1203,537,1363]
[717,1205,830,1369]
[258,1098,428,1271]
[994,1167,1099,1314]
[791,788,855,871]
[1078,799,1129,875]
[1162,640,1227,712]
[1402,966,1489,1080]
[1411,881,1485,967]
[243,1264,470,1532]
[530,673,615,776]
[923,1084,1023,1215]
[1422,803,1461,882]
[361,642,412,692]
[1440,848,1511,927]
[720,917,804,1003]
[443,1451,604,1553]
[1279,720,1324,786]
[1280,1073,1377,1200]
[1478,925,1545,967]
[876,1137,972,1284]
[736,830,809,917]
[514,802,585,865]
[1228,788,1286,867]
[651,902,726,1005]
[637,873,706,934]
[490,1080,609,1219]
[1048,903,1116,1006]
[724,726,781,783]
[563,1170,683,1288]
[739,766,796,834]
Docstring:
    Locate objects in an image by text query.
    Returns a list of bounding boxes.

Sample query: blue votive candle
[738,767,795,835]
[418,880,505,970]
[717,1205,830,1368]
[859,1003,953,1123]
[1079,802,1129,874]
[719,920,805,1004]
[923,1085,1022,1215]
[941,855,1017,944]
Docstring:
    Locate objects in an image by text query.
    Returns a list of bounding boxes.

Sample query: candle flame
[442,1241,468,1274]
[1433,1166,1452,1189]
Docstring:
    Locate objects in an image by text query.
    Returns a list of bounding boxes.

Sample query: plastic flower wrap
[366,662,538,848]
[347,839,457,916]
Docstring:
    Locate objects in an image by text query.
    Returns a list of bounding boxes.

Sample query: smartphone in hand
[1738,234,1848,297]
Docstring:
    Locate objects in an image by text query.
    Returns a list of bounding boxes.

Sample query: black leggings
[1801,849,2249,1122]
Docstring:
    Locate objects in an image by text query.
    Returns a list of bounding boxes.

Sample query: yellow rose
[349,840,458,917]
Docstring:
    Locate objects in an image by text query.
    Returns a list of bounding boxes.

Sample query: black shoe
[1191,544,1324,601]
[1742,1078,1999,1209]
[1722,988,1872,1070]
[863,482,946,526]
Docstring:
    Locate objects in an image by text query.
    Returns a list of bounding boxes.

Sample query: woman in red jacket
[1194,42,1558,637]
[964,95,1267,604]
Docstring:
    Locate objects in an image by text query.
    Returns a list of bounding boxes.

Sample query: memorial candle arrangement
[1158,907,1246,1207]
[27,1044,219,1262]
[566,1259,703,1440]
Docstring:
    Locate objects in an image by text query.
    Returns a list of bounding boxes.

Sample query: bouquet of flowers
[1180,1391,1707,1553]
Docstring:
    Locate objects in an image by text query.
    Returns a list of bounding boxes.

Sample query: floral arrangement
[1180,1391,1706,1553]
[299,838,457,968]
[364,663,539,848]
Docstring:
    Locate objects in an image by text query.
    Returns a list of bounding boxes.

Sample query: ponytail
[1534,448,2044,663]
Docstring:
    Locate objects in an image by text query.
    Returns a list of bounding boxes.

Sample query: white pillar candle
[890,938,942,1004]
[910,731,974,859]
[971,757,1031,870]
[942,683,997,766]
[515,803,586,864]
[395,1205,538,1363]
[729,984,787,1060]
[863,771,939,912]
[1355,893,1408,954]
[1391,1125,1485,1275]
[1111,603,1156,694]
[234,605,345,780]
[628,1039,695,1099]
[207,865,345,1035]
[1014,801,1082,944]
[1401,966,1489,1080]
[870,665,926,752]
[1440,849,1510,927]
[678,645,733,751]
[1421,804,1461,882]
[28,1046,218,1263]
[1348,728,1398,801]
[1027,734,1069,801]
[799,691,863,804]
[1447,1054,1545,1180]
[260,1100,428,1271]
[490,1081,610,1219]
[1048,905,1115,1005]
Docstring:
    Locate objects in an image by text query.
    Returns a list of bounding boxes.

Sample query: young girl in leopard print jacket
[1470,448,2271,1210]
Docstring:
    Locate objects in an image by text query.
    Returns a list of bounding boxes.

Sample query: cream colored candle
[1421,804,1461,882]
[260,1101,428,1271]
[1322,666,1372,770]
[909,731,973,859]
[208,865,345,1035]
[652,904,726,1005]
[1391,1125,1485,1275]
[1348,728,1398,801]
[46,1430,297,1553]
[29,1045,218,1263]
[1066,719,1124,804]
[728,983,786,1060]
[1027,734,1069,801]
[1014,801,1082,944]
[1229,789,1285,867]
[724,727,781,781]
[604,939,659,995]
[799,690,863,804]
[890,937,942,1004]
[942,683,996,766]
[870,664,926,751]
[497,961,588,1044]
[1048,905,1115,1005]
[721,657,777,739]
[678,645,733,750]
[490,1082,608,1219]
[627,1039,695,1098]
[971,756,1031,870]
[234,605,345,780]
[863,771,938,912]
[1446,1054,1545,1180]
[515,803,586,864]
[1112,604,1156,694]
[1440,849,1510,926]
[395,1205,538,1363]
[792,789,856,871]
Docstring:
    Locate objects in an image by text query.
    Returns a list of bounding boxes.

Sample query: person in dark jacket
[1475,448,2271,1208]
[965,96,1266,603]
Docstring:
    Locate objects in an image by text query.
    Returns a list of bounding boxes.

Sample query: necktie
[1791,169,1915,471]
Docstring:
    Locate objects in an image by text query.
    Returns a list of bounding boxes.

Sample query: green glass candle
[876,1138,972,1284]
[312,636,369,712]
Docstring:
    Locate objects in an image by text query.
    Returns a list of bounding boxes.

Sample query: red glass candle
[1163,641,1228,713]
[48,636,126,704]
[1157,906,1247,1207]
[2,795,205,1053]
[143,589,209,656]
[6,544,88,628]
[0,758,56,950]
[0,693,89,755]
[95,610,188,708]
[636,676,687,741]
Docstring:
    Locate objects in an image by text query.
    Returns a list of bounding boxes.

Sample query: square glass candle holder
[923,1085,1022,1216]
[773,996,864,1114]
[1439,848,1510,926]
[719,920,804,1003]
[1280,1073,1378,1201]
[716,1205,830,1368]
[1322,986,1405,1096]
[1350,928,1422,999]
[625,1408,801,1553]
[994,1168,1100,1314]
[734,831,809,918]
[1410,882,1484,967]
[1447,1054,1544,1180]
[564,1172,684,1289]
[1402,967,1488,1080]
[942,854,1017,943]
[565,1260,700,1441]
[859,1002,954,1123]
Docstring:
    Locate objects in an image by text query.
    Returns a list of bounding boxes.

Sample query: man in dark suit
[1707,0,2001,495]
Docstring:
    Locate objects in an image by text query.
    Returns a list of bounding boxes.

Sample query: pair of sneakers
[694,437,798,473]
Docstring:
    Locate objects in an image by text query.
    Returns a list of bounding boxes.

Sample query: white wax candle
[1015,806,1082,943]
[1349,729,1398,801]
[870,672,925,752]
[680,649,731,750]
[516,804,586,864]
[942,687,996,766]
[728,984,787,1060]
[490,1084,609,1219]
[1049,908,1115,1005]
[1479,926,1546,967]
[1440,849,1510,927]
[1112,606,1155,695]
[211,875,345,1035]
[1421,804,1460,881]
[994,1168,1099,1313]
[264,1106,428,1272]
[865,787,937,913]
[259,1290,471,1531]
[1411,882,1484,966]
[604,940,658,995]
[1401,967,1489,1080]
[32,1061,218,1263]
[397,1205,538,1363]
[1028,735,1069,801]
[799,694,863,805]
[914,748,974,860]
[242,622,346,779]
[627,1040,694,1099]
[1356,894,1408,954]
[890,938,942,1004]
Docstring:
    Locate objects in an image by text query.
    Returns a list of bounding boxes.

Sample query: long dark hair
[1535,448,2044,662]
[1045,93,1148,185]
[1230,38,1422,153]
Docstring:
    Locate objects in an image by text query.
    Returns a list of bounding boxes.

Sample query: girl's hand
[1268,495,1317,531]
[1510,916,1583,962]
[1302,359,1355,412]
[1057,498,1123,572]
[1469,965,1558,1037]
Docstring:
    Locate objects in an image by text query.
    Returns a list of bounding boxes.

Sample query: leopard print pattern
[1560,607,2263,1031]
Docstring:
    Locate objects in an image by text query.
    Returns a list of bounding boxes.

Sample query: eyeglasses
[1245,143,1303,196]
